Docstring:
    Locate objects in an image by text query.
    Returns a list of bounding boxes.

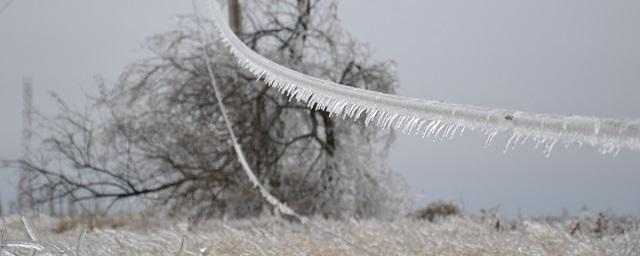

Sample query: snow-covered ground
[1,214,638,255]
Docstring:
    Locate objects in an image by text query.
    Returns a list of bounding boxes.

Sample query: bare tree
[20,0,408,219]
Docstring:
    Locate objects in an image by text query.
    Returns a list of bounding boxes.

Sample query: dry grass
[50,214,149,234]
[1,214,639,255]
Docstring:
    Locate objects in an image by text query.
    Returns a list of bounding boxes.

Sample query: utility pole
[228,0,242,34]
[17,77,34,213]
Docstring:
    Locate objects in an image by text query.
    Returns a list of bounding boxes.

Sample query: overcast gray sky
[1,0,639,217]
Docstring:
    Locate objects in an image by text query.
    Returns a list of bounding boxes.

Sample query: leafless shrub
[410,201,461,222]
[568,211,639,237]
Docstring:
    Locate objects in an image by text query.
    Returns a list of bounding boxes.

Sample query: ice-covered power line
[206,0,640,157]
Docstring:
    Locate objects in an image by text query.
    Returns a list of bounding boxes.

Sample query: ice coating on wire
[206,0,640,156]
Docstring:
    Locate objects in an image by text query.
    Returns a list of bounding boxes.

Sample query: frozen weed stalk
[205,0,640,157]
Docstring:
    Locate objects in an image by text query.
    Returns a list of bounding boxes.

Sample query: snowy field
[2,214,639,256]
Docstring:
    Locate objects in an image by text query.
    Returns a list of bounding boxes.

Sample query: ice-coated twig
[205,0,640,156]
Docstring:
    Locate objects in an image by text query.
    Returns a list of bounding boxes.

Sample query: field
[2,214,639,256]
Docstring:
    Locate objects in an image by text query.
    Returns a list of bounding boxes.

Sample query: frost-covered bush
[411,201,461,222]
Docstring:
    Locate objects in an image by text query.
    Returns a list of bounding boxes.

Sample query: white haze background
[0,0,639,217]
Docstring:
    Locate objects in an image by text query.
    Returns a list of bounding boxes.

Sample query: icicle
[402,117,419,134]
[447,124,457,139]
[394,116,407,130]
[434,123,448,140]
[504,133,518,154]
[425,120,441,138]
[612,146,621,156]
[387,113,399,129]
[422,120,438,138]
[543,138,558,158]
[517,135,528,147]
[484,130,498,148]
[415,120,427,135]
[364,109,378,127]
[443,123,455,140]
[353,107,365,121]
[342,104,354,119]
[534,137,547,149]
